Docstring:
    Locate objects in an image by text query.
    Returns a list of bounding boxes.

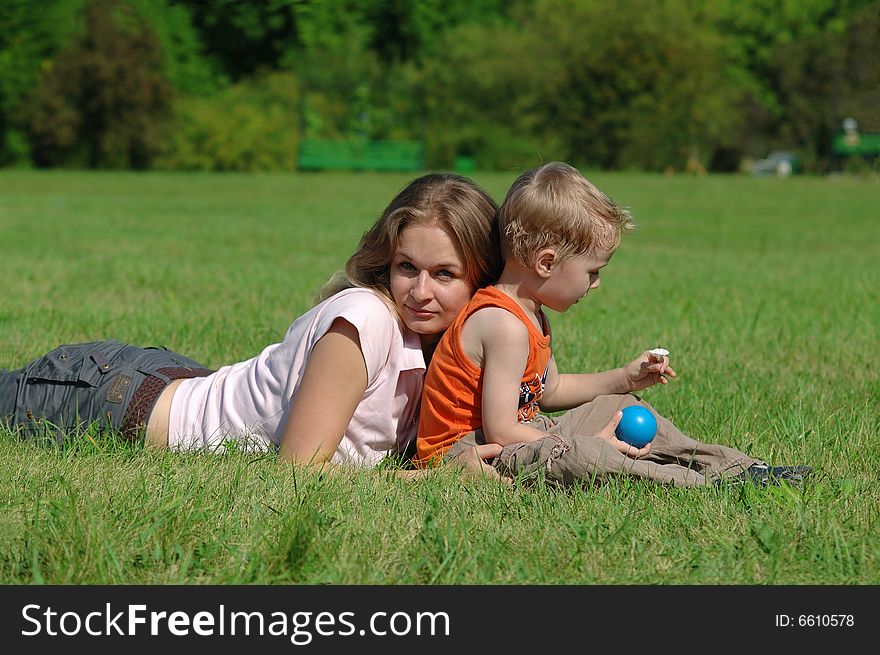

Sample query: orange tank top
[415,285,551,467]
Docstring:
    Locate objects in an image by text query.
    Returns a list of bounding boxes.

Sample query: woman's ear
[534,249,558,278]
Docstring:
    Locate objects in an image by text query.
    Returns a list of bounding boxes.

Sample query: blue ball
[615,405,657,448]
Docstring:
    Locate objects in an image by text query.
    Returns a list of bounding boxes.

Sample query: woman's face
[390,223,473,346]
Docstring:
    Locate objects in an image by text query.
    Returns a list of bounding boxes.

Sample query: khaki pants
[444,394,760,487]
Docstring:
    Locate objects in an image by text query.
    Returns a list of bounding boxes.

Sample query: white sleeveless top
[167,288,426,466]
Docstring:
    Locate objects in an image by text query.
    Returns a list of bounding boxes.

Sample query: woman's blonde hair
[317,173,501,303]
[499,162,635,266]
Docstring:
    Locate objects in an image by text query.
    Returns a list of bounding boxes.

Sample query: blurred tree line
[0,0,877,172]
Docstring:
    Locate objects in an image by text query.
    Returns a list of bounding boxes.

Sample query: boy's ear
[534,249,558,278]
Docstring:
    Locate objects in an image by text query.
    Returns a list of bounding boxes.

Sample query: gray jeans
[0,340,212,442]
[444,394,760,487]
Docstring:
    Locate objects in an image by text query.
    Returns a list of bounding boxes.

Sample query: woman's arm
[279,317,509,481]
[278,317,367,465]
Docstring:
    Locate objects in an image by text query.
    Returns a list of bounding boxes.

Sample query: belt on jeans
[121,367,213,438]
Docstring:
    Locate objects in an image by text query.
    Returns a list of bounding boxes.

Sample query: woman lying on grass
[0,173,506,480]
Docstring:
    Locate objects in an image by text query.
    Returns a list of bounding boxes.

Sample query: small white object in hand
[648,347,669,357]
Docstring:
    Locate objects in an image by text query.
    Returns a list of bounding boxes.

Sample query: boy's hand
[454,443,513,484]
[596,410,652,460]
[623,348,677,392]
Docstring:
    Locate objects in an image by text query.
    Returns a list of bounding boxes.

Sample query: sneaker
[740,463,813,487]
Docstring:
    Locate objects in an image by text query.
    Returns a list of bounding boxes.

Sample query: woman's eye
[436,269,454,279]
[398,262,417,272]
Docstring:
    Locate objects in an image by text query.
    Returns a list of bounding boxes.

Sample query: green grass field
[1,170,878,584]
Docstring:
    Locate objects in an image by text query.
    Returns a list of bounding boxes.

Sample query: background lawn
[0,170,878,584]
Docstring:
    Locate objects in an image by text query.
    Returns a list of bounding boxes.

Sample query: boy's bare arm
[539,361,629,411]
[461,308,548,446]
[540,350,676,411]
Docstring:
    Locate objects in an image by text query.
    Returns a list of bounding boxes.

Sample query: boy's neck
[494,265,544,322]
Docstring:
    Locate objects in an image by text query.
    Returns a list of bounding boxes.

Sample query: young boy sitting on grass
[415,162,811,487]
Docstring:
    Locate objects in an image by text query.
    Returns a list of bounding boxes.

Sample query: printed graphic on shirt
[518,365,548,422]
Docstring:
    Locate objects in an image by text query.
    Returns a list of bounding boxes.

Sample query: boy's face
[538,248,613,312]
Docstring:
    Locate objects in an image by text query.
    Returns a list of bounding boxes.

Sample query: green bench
[832,131,880,157]
[298,139,424,171]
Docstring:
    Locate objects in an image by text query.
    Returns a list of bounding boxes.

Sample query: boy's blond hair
[498,162,635,266]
